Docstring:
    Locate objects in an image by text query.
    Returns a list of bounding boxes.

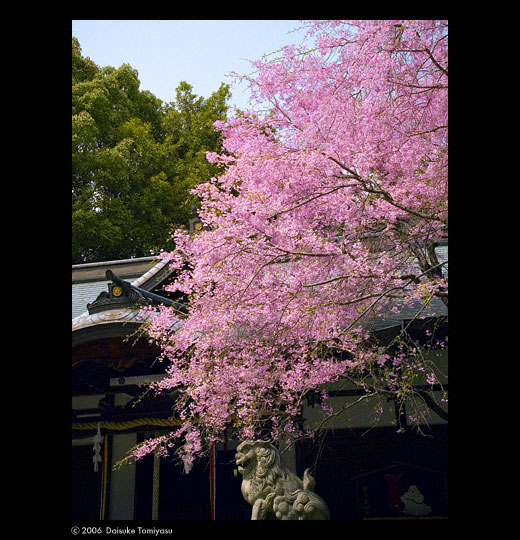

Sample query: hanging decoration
[93,423,103,472]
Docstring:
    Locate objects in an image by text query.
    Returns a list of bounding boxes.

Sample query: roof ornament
[86,269,187,315]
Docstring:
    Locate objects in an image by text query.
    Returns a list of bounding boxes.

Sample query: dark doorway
[72,444,102,520]
[134,445,250,520]
[212,449,251,520]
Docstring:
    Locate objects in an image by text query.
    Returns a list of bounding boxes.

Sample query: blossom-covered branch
[124,20,448,468]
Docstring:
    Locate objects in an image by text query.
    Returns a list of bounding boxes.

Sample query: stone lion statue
[235,440,330,520]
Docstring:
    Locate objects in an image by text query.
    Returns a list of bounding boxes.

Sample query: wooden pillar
[152,450,160,520]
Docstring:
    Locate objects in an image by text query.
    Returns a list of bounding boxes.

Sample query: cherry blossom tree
[122,20,448,470]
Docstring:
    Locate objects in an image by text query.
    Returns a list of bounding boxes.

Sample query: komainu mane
[235,440,330,520]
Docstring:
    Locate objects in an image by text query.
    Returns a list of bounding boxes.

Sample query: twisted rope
[72,417,182,430]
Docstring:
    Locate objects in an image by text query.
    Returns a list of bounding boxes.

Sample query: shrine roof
[72,256,170,324]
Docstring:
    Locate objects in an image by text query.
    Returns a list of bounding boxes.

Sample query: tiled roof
[72,246,447,333]
[72,279,111,319]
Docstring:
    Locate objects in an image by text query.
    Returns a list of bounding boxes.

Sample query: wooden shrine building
[72,252,448,521]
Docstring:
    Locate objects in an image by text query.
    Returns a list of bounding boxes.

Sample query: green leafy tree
[72,38,231,263]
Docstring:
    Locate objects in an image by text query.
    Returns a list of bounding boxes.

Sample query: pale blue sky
[72,20,308,111]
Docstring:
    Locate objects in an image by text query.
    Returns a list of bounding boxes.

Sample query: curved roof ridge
[131,256,171,289]
[72,255,157,269]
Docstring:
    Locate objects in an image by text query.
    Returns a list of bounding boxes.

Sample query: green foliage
[72,38,231,264]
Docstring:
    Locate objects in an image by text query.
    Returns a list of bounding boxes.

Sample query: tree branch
[326,155,446,223]
[415,389,448,421]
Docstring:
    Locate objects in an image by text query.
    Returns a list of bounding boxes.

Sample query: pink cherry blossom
[125,20,448,466]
